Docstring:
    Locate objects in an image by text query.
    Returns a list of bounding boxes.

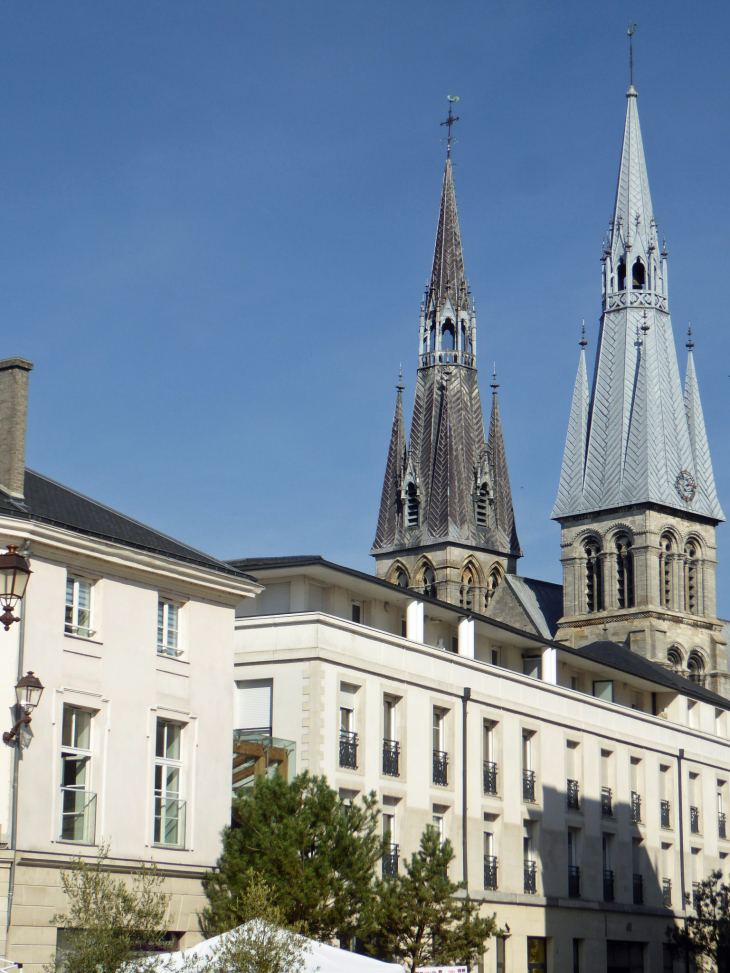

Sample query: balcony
[661,799,671,829]
[483,761,498,796]
[382,843,399,878]
[524,859,537,894]
[60,788,97,844]
[433,750,448,786]
[568,865,580,898]
[662,878,672,908]
[382,739,400,777]
[633,873,643,905]
[720,811,727,840]
[601,787,613,816]
[523,769,536,803]
[631,791,641,823]
[153,796,186,848]
[567,779,580,810]
[603,869,615,902]
[484,855,498,891]
[339,730,358,770]
[690,805,700,835]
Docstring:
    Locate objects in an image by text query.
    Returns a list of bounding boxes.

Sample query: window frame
[60,705,96,844]
[157,598,183,658]
[153,718,185,849]
[65,575,96,639]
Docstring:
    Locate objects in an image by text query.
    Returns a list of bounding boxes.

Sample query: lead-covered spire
[552,340,590,518]
[553,86,723,523]
[425,158,469,323]
[684,334,723,519]
[373,379,408,549]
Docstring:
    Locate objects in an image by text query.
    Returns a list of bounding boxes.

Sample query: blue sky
[5,1,730,609]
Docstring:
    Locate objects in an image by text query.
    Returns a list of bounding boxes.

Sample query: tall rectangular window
[154,719,185,848]
[65,577,94,638]
[60,706,96,844]
[157,600,181,657]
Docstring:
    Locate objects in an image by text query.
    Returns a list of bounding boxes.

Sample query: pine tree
[202,772,384,944]
[363,827,499,972]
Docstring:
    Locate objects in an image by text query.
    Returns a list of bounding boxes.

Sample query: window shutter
[261,583,291,614]
[340,683,357,711]
[236,679,273,732]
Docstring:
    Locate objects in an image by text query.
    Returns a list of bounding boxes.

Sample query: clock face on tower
[675,470,698,503]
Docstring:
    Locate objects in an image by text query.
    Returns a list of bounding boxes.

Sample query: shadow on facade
[508,784,682,972]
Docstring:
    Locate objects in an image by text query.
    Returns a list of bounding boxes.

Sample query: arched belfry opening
[584,537,603,613]
[615,534,635,609]
[475,482,489,527]
[406,483,420,529]
[632,258,646,290]
[617,259,626,291]
[441,320,455,351]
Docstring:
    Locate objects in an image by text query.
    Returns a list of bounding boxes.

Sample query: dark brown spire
[487,382,521,556]
[373,384,407,549]
[426,159,469,320]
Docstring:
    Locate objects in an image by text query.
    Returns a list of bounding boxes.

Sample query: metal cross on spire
[441,96,460,158]
[628,23,638,87]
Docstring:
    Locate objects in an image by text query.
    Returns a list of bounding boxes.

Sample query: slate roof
[553,86,723,523]
[502,575,563,639]
[575,639,730,709]
[0,469,251,578]
[372,155,520,557]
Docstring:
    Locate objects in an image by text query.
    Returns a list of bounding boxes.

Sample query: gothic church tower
[552,83,728,694]
[372,138,521,611]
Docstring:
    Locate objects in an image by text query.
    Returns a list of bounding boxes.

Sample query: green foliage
[667,869,730,972]
[362,827,498,973]
[46,843,171,973]
[202,771,384,944]
[191,870,308,973]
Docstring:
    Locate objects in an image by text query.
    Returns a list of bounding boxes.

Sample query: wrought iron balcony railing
[662,878,672,908]
[601,787,613,816]
[523,769,536,803]
[568,865,580,898]
[433,750,448,786]
[603,869,615,902]
[567,779,580,810]
[382,843,399,878]
[484,856,498,891]
[382,739,400,777]
[339,730,358,769]
[720,811,727,840]
[483,761,498,795]
[661,800,671,829]
[60,788,97,844]
[690,805,700,834]
[631,791,641,823]
[524,859,537,894]
[633,873,643,905]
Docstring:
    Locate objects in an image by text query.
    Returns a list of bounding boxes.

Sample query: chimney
[0,358,33,500]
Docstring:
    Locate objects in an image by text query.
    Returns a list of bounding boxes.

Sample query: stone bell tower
[552,82,727,695]
[371,109,521,612]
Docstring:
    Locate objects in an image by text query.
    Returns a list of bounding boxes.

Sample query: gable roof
[502,575,563,639]
[0,469,252,578]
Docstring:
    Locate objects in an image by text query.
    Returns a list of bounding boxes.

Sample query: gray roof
[502,575,563,638]
[553,86,723,523]
[1,469,252,578]
[372,157,520,557]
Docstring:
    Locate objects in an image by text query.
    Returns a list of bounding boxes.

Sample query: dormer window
[406,483,420,528]
[632,258,646,290]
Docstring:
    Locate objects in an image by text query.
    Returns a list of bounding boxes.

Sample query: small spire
[491,363,499,392]
[579,321,588,348]
[686,324,694,351]
[440,96,460,159]
[662,234,668,258]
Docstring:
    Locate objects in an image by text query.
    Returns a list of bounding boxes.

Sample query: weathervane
[491,363,499,392]
[580,321,588,349]
[397,364,405,392]
[628,23,638,87]
[686,324,694,351]
[441,96,460,158]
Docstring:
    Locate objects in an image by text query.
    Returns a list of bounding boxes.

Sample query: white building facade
[0,359,261,971]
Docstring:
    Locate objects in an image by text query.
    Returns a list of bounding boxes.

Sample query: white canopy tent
[151,925,404,973]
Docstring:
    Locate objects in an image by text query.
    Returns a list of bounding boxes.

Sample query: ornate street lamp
[3,671,44,744]
[0,545,31,630]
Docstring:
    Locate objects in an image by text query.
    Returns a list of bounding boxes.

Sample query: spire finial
[491,363,499,392]
[396,364,404,391]
[686,324,694,351]
[641,309,650,334]
[628,23,638,88]
[579,320,588,348]
[440,96,460,159]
